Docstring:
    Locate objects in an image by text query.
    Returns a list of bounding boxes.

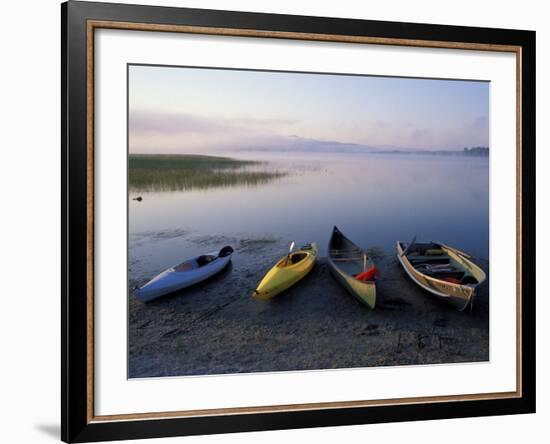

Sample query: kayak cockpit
[275,244,315,268]
[172,260,195,272]
[287,252,307,264]
[171,246,234,273]
[275,252,306,268]
[172,255,216,272]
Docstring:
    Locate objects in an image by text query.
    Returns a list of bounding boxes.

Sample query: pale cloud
[130,110,232,135]
[129,110,295,153]
[129,109,488,153]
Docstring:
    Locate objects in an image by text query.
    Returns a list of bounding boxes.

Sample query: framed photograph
[62,1,536,442]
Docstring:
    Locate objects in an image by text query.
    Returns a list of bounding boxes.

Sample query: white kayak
[136,246,234,302]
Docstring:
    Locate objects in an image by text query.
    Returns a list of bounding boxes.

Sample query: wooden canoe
[327,226,377,309]
[396,240,486,311]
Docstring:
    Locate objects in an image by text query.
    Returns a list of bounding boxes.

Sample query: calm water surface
[129,152,489,277]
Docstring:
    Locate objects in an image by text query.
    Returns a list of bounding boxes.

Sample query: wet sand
[128,234,489,378]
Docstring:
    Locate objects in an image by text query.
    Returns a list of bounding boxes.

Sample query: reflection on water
[129,151,489,275]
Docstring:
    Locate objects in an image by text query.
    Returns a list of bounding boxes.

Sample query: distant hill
[240,137,377,154]
[239,137,489,156]
[375,147,489,156]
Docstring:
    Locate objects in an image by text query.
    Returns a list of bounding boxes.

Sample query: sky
[129,64,489,154]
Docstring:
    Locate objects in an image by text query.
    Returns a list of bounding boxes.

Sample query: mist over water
[129,151,489,273]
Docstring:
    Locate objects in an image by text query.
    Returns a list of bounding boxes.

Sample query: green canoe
[327,226,377,309]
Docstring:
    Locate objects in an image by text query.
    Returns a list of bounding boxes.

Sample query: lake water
[129,151,489,279]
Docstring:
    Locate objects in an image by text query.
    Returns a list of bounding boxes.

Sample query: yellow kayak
[253,243,318,300]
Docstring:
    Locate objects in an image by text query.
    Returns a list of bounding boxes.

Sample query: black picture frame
[62,1,536,442]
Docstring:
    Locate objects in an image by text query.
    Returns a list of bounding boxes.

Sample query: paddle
[285,241,295,265]
[400,235,417,257]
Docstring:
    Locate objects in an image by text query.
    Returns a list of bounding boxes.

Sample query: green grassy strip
[129,154,285,191]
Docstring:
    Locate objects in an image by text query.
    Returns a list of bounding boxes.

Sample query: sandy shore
[128,233,489,378]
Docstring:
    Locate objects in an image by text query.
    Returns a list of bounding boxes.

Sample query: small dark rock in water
[133,196,143,202]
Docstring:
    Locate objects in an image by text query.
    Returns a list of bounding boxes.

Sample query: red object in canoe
[355,266,379,281]
[442,277,461,284]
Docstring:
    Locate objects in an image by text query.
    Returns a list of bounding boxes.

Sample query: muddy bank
[128,234,489,378]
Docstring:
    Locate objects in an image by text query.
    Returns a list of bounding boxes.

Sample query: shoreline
[128,233,489,379]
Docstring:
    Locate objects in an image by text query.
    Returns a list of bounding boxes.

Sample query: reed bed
[129,154,286,191]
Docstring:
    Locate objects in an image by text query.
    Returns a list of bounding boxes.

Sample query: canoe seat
[406,243,439,254]
[329,249,362,256]
[332,256,365,262]
[409,256,450,265]
[414,263,454,272]
[427,271,465,281]
[425,248,445,256]
[414,263,464,281]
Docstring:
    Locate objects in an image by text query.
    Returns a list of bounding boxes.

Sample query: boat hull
[328,227,377,309]
[253,243,317,300]
[328,262,376,309]
[137,252,232,302]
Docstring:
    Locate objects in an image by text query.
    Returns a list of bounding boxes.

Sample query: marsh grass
[129,154,286,191]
